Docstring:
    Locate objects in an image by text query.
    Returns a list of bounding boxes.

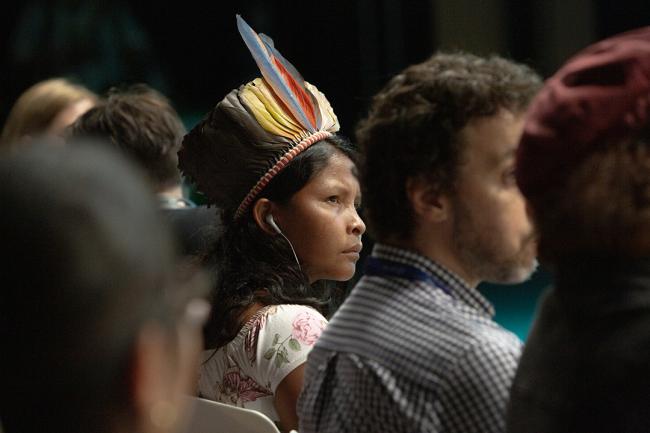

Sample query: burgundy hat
[516,26,650,198]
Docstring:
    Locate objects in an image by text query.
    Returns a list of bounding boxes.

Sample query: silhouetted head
[0,140,208,433]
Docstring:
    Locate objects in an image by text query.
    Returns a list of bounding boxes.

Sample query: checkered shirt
[298,243,522,433]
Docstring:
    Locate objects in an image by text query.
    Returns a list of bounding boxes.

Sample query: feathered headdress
[179,15,340,219]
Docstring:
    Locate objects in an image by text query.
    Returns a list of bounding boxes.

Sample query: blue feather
[258,33,323,129]
[236,15,317,132]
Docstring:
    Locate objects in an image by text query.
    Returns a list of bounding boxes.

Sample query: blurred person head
[0,141,209,433]
[357,52,542,286]
[70,84,187,197]
[517,26,650,265]
[1,78,97,149]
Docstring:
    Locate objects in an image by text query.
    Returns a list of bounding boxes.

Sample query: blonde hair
[1,78,97,149]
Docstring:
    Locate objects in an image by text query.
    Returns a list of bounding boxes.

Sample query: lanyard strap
[364,256,453,296]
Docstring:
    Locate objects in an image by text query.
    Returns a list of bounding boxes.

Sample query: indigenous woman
[178,16,365,432]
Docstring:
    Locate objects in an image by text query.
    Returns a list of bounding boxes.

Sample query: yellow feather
[251,80,304,134]
[240,86,293,138]
[305,82,340,133]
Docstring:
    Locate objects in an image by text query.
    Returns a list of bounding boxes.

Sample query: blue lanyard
[364,257,453,296]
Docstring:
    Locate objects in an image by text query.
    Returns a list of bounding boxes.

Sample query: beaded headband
[234,130,331,219]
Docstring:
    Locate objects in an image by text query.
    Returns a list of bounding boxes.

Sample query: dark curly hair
[194,135,356,349]
[356,52,542,241]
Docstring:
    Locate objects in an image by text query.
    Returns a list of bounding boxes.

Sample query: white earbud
[266,213,282,234]
[264,213,301,270]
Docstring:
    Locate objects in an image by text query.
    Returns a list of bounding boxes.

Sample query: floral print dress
[198,304,328,421]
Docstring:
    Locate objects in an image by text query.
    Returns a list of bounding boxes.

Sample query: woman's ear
[405,175,450,224]
[252,198,277,235]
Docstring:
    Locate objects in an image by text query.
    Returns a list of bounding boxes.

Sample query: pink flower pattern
[214,306,327,406]
[291,311,326,345]
[216,366,272,405]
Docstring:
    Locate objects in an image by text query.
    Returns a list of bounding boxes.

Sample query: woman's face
[272,151,366,283]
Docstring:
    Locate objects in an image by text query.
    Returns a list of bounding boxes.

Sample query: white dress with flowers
[198,304,328,421]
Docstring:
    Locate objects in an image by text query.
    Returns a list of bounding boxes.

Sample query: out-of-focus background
[1,0,647,339]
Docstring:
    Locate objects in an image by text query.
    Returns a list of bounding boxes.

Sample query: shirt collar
[371,243,495,317]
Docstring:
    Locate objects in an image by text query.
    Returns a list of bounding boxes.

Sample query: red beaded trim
[234,130,332,219]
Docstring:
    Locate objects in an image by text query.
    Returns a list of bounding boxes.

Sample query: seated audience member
[69,84,216,257]
[0,141,209,433]
[1,78,96,150]
[507,27,650,433]
[298,52,542,433]
[177,16,365,432]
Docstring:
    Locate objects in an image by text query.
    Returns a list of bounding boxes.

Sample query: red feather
[272,57,317,129]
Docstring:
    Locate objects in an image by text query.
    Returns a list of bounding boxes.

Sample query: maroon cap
[516,27,650,198]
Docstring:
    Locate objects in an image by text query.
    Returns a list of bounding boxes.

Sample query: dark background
[1,0,648,338]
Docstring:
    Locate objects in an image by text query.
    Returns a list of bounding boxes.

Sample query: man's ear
[251,198,277,235]
[406,176,450,223]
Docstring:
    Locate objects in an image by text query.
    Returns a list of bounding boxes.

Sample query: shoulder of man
[437,331,522,433]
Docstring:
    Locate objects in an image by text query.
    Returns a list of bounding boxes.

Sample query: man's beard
[452,200,538,284]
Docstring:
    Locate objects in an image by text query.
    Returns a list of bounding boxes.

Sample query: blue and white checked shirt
[298,243,522,433]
